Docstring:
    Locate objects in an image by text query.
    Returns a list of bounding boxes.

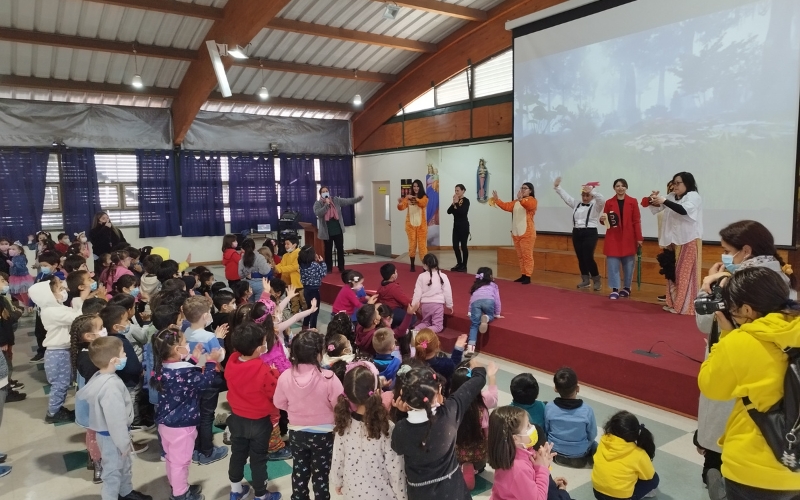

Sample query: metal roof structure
[0,0,504,123]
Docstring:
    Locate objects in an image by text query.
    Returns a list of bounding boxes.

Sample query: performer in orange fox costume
[491,182,537,284]
[397,179,428,272]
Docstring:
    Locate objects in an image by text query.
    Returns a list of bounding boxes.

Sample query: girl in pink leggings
[411,254,453,333]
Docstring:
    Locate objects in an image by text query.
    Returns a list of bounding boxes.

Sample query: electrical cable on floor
[646,340,704,364]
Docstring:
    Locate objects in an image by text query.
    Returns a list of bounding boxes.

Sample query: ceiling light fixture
[131,47,143,88]
[383,3,400,20]
[227,45,248,59]
[353,94,362,106]
[258,61,269,100]
[206,40,232,97]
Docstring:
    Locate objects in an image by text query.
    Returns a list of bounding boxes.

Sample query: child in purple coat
[467,267,504,352]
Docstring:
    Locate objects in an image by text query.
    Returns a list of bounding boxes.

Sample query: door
[373,181,392,257]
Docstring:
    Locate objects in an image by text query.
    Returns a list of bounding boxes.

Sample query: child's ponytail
[399,366,441,450]
[413,329,440,362]
[150,327,183,393]
[336,363,389,440]
[604,410,656,460]
[487,405,527,470]
[470,267,494,294]
[422,254,443,286]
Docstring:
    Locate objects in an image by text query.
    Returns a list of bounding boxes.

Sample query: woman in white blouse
[648,172,703,314]
[554,177,604,290]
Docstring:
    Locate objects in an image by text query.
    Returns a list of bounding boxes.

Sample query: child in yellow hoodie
[275,236,306,314]
[591,411,658,500]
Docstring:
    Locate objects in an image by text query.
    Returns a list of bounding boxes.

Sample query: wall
[353,140,513,255]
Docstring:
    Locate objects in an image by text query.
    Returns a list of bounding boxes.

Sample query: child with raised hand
[330,362,407,500]
[151,327,222,500]
[487,406,563,500]
[391,358,492,500]
[413,329,466,389]
[297,245,326,331]
[332,270,377,320]
[274,330,344,500]
[451,361,499,490]
[592,411,658,500]
[70,313,106,483]
[225,322,283,500]
[29,278,82,423]
[412,254,453,334]
[467,267,503,352]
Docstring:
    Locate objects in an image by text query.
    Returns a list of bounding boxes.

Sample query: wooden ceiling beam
[266,18,436,53]
[0,74,178,98]
[171,0,295,145]
[207,92,355,112]
[392,0,487,21]
[0,27,196,61]
[85,0,223,21]
[234,58,395,83]
[352,0,568,150]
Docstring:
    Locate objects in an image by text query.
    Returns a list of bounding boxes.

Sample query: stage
[321,262,704,416]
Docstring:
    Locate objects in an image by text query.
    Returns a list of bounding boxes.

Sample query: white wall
[353,140,514,255]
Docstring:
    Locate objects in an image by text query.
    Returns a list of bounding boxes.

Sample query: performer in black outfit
[447,184,470,272]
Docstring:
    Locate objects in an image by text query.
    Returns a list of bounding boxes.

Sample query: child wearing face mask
[151,327,222,500]
[70,313,107,481]
[29,277,82,423]
[488,406,571,500]
[7,243,34,311]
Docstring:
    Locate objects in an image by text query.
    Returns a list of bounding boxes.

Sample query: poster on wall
[424,150,440,246]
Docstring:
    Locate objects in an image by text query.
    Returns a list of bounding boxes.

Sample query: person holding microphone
[554,177,604,290]
[313,187,364,274]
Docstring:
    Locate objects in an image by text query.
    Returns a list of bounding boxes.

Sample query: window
[436,71,470,106]
[474,49,513,98]
[397,88,435,115]
[42,154,63,231]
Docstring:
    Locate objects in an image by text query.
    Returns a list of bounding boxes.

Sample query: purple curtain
[0,148,49,242]
[279,154,317,224]
[61,148,102,237]
[228,153,278,234]
[136,150,180,238]
[179,151,225,237]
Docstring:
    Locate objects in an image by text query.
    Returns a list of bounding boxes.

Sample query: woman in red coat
[600,179,642,300]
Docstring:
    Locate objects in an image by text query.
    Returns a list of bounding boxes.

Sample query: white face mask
[80,236,88,243]
[97,328,108,338]
[204,312,213,327]
[177,345,191,361]
[58,289,68,303]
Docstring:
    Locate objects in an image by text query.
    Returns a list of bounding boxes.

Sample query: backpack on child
[743,346,800,471]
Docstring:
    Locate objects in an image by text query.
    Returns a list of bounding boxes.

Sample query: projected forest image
[514,0,800,211]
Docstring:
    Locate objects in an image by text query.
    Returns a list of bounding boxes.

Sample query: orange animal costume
[398,195,428,261]
[495,195,537,280]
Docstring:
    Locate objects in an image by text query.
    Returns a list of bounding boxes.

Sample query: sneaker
[86,455,94,470]
[643,489,658,498]
[10,379,24,390]
[663,306,677,314]
[93,461,103,484]
[657,295,666,302]
[0,452,6,463]
[131,442,149,455]
[45,407,75,424]
[223,429,231,445]
[119,490,153,500]
[230,485,251,500]
[280,433,289,442]
[170,485,204,500]
[466,344,476,354]
[0,465,10,478]
[609,292,619,300]
[6,390,26,402]
[619,288,630,298]
[707,469,727,500]
[160,454,166,462]
[254,493,281,500]
[478,314,489,334]
[30,353,44,363]
[196,445,228,465]
[268,447,293,461]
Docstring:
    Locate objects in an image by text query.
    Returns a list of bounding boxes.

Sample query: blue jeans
[594,473,659,500]
[606,255,635,290]
[469,299,495,345]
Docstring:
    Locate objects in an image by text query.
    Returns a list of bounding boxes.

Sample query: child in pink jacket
[411,254,453,333]
[488,406,571,500]
[274,330,344,500]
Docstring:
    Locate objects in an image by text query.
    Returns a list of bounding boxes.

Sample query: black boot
[410,257,416,272]
[520,276,531,285]
[514,275,525,282]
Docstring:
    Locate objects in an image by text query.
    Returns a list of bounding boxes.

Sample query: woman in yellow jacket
[698,266,800,499]
[397,179,428,272]
[592,411,658,500]
[491,183,537,284]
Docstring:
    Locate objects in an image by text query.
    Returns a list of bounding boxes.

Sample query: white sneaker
[478,315,489,334]
[643,489,658,498]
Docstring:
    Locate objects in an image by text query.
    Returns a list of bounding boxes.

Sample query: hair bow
[397,364,412,377]
[368,391,374,396]
[475,273,484,280]
[783,264,793,276]
[464,368,472,378]
[253,297,276,324]
[327,344,335,352]
[418,340,429,349]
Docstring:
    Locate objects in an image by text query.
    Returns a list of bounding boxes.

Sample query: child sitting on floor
[592,411,658,500]
[545,367,597,468]
[510,373,546,430]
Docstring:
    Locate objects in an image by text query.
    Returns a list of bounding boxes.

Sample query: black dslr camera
[694,282,726,315]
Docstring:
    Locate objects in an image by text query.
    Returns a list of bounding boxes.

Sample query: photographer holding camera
[698,266,800,499]
[694,221,795,498]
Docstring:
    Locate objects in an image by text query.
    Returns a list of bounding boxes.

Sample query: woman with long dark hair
[398,179,428,272]
[699,266,800,499]
[648,172,703,314]
[89,211,127,273]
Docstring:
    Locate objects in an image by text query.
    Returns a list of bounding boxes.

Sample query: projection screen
[513,0,800,245]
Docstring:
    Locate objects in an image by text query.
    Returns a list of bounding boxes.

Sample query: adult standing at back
[554,177,604,290]
[313,186,363,274]
[447,184,470,272]
[648,172,703,314]
[600,179,642,300]
[88,211,126,272]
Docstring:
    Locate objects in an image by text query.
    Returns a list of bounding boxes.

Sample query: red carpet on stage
[321,263,703,416]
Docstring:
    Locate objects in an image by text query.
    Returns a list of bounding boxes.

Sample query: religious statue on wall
[477,158,489,203]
